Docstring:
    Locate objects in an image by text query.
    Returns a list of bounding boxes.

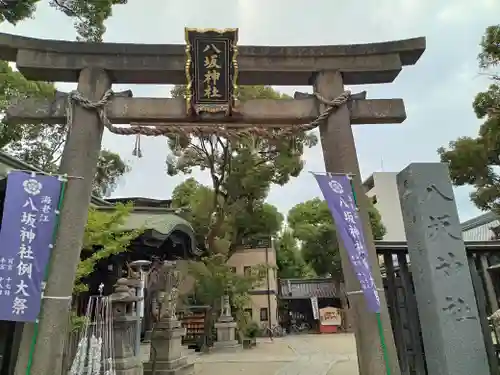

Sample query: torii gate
[1,30,425,375]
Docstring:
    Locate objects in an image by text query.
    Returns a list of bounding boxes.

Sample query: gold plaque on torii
[184,28,239,117]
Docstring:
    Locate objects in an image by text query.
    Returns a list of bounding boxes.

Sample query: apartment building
[227,238,278,327]
[363,172,406,241]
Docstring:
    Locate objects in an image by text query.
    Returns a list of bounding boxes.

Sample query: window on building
[230,266,236,273]
[244,266,251,276]
[244,308,253,319]
[258,268,267,279]
[260,308,269,322]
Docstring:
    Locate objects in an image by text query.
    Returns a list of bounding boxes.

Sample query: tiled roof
[279,278,338,299]
[95,206,200,254]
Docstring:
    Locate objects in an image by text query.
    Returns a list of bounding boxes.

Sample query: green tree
[0,0,38,24]
[187,254,267,347]
[438,25,500,211]
[275,229,314,278]
[287,198,386,280]
[0,61,130,197]
[74,203,143,294]
[1,0,128,42]
[167,85,317,254]
[171,177,284,254]
[93,150,130,197]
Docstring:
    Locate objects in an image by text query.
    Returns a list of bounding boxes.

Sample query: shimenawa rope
[65,89,352,155]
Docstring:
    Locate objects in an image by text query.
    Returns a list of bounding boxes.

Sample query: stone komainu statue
[149,261,182,322]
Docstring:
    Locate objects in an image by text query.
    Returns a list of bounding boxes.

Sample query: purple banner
[0,171,62,322]
[313,173,380,313]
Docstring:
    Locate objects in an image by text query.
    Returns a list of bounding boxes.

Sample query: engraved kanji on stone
[426,184,453,202]
[427,214,461,240]
[442,296,477,322]
[435,252,464,276]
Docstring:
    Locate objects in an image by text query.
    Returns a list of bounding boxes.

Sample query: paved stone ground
[141,334,359,375]
[277,334,358,375]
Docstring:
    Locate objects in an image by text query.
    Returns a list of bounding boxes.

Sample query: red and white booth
[319,306,342,333]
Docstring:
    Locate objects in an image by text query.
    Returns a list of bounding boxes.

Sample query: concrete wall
[364,172,406,241]
[227,246,278,326]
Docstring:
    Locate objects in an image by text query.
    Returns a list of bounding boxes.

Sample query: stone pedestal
[397,163,490,375]
[113,317,143,375]
[143,319,194,375]
[213,295,240,351]
[214,319,239,351]
[110,278,144,375]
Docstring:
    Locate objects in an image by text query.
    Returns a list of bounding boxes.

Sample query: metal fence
[376,241,500,375]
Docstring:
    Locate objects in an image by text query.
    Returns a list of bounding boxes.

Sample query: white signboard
[319,306,342,326]
[310,296,319,320]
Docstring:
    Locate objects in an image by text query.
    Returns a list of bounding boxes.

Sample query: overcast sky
[0,0,498,222]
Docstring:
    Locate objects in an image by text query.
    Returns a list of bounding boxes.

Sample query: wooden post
[14,68,111,375]
[480,255,499,314]
[314,71,401,375]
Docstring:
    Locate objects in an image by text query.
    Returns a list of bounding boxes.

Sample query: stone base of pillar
[143,319,194,375]
[143,330,152,342]
[213,340,240,351]
[114,357,143,375]
[213,320,240,351]
[143,356,194,375]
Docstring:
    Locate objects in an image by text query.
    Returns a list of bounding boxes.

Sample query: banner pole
[348,176,391,375]
[376,312,391,375]
[25,177,68,375]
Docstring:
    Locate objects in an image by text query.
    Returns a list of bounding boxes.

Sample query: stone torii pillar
[13,67,111,375]
[1,32,426,375]
[315,71,400,374]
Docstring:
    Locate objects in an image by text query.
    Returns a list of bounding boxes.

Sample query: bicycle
[270,324,285,337]
[290,322,310,334]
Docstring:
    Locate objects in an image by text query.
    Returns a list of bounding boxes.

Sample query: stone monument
[109,278,143,375]
[213,295,239,351]
[396,163,490,375]
[143,262,194,375]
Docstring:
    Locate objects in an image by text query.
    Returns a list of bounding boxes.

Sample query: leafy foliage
[93,150,130,197]
[188,254,267,307]
[168,85,313,254]
[0,61,130,197]
[438,25,500,212]
[0,0,128,42]
[171,178,284,254]
[0,0,38,24]
[287,198,386,279]
[187,254,268,343]
[74,203,143,294]
[478,25,500,73]
[275,229,314,278]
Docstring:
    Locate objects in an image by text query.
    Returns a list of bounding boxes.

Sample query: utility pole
[314,71,401,375]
